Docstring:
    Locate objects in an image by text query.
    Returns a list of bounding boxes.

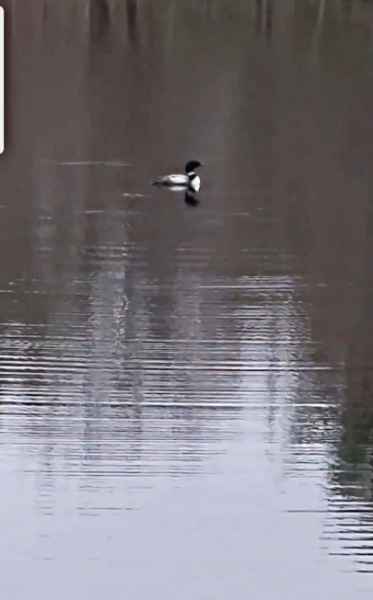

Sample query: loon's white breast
[189,174,200,192]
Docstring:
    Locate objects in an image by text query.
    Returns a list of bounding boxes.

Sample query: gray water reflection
[1,1,373,597]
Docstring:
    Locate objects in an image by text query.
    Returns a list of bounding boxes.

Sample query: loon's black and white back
[153,160,202,192]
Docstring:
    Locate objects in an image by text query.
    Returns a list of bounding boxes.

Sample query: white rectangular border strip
[0,8,4,154]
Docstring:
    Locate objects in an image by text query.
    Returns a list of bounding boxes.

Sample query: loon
[152,160,202,192]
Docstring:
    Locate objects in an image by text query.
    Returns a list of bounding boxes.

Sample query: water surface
[1,1,373,597]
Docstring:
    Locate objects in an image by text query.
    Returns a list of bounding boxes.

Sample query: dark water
[1,1,373,597]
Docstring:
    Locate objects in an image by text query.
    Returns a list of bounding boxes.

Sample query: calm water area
[2,1,373,597]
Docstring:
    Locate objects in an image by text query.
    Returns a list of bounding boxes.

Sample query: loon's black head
[185,160,202,174]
